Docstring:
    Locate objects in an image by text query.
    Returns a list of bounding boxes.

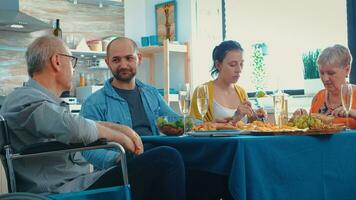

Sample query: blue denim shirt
[80,78,178,169]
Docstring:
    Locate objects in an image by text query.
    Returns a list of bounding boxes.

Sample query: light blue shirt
[80,78,178,169]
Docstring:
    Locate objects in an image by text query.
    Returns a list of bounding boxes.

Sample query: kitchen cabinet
[139,39,190,103]
[71,49,110,87]
[71,49,107,69]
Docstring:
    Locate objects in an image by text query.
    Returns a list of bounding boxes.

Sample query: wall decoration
[155,1,177,44]
[252,43,267,92]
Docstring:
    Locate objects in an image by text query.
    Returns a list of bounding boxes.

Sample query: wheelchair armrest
[19,139,108,155]
[16,139,129,185]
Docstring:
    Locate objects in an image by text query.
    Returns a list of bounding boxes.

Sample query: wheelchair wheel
[0,192,51,200]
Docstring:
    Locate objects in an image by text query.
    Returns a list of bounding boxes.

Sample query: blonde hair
[317,44,352,69]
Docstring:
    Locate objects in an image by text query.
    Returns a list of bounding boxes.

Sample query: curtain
[348,0,356,83]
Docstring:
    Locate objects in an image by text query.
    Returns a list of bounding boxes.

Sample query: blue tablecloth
[49,186,131,200]
[142,131,356,200]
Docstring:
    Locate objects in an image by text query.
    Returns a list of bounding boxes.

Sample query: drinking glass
[178,83,191,134]
[273,90,284,127]
[196,85,209,122]
[341,83,353,130]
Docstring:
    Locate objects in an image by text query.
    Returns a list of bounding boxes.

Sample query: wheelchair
[0,114,131,200]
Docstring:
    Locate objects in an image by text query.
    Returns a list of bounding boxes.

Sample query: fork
[252,109,266,122]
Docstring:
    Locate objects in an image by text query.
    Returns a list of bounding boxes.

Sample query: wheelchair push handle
[0,114,10,146]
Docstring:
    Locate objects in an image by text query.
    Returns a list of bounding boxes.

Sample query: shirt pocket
[107,110,123,124]
[146,94,160,116]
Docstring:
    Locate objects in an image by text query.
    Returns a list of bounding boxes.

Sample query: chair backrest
[0,114,15,193]
[0,114,10,150]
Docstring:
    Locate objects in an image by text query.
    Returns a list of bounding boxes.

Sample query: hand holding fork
[231,101,267,124]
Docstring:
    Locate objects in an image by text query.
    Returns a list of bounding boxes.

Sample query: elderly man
[0,35,185,200]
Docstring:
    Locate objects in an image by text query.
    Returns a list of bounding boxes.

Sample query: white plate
[187,130,244,137]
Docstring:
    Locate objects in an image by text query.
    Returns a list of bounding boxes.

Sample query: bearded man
[80,37,233,200]
[81,37,177,137]
[80,37,178,168]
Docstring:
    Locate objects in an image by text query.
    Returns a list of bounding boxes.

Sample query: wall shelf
[140,43,188,55]
[70,49,106,58]
[0,45,106,59]
[87,67,108,70]
[139,39,190,103]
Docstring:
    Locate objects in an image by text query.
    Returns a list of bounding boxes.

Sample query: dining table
[142,131,356,200]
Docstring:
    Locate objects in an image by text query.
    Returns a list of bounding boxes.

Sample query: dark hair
[210,40,243,77]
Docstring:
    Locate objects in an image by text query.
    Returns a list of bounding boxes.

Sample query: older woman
[294,44,356,128]
[190,40,267,123]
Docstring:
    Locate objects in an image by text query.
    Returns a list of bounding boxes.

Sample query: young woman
[190,40,267,123]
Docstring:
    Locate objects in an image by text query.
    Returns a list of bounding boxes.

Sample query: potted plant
[252,43,267,97]
[302,49,324,95]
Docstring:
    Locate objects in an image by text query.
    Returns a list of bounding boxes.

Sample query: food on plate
[191,115,344,135]
[192,121,299,132]
[236,121,300,132]
[310,113,335,124]
[157,116,193,136]
[216,123,237,130]
[288,115,322,129]
[192,122,238,131]
[288,114,340,129]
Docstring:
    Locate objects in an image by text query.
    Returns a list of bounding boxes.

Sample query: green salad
[157,117,193,129]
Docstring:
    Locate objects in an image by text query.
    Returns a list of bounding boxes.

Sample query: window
[224,0,347,92]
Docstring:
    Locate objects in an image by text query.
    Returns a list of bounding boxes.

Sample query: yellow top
[190,80,249,122]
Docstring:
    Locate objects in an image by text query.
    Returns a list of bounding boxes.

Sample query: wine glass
[341,83,353,130]
[178,83,191,134]
[196,85,209,122]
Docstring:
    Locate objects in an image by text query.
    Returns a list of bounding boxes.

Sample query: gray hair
[317,44,352,69]
[26,35,66,77]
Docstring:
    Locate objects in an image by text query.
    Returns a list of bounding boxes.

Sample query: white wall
[190,0,223,87]
[125,0,223,91]
[124,0,147,44]
[225,0,347,91]
[125,0,192,45]
[125,0,194,91]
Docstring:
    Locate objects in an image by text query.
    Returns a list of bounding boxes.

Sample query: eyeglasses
[58,53,78,69]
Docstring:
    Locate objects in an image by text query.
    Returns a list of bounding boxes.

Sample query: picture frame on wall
[155,0,177,45]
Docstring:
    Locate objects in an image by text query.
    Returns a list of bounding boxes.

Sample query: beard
[112,68,136,82]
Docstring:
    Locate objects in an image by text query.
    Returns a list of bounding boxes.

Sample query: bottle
[79,73,86,87]
[53,19,62,39]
